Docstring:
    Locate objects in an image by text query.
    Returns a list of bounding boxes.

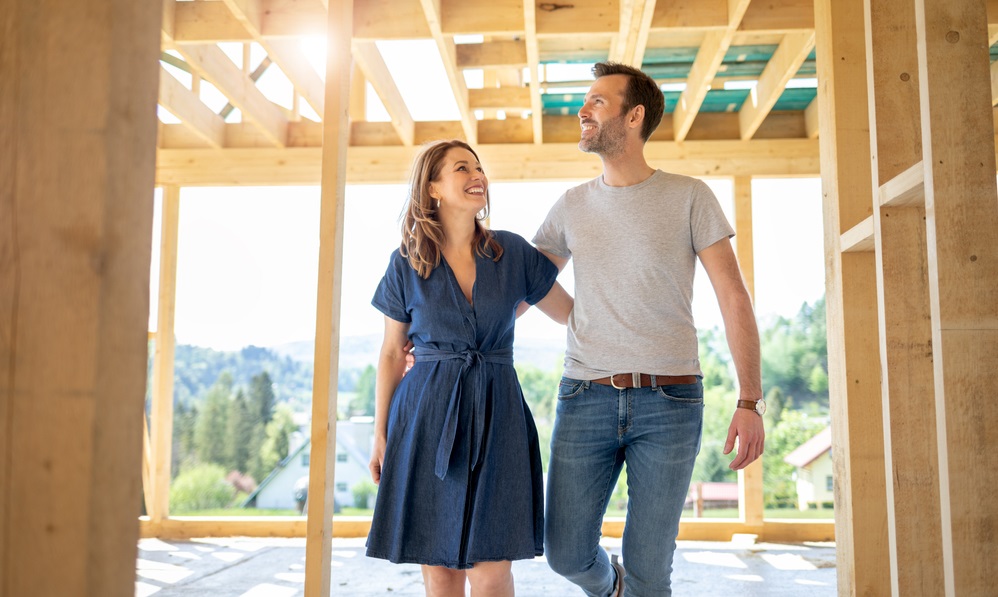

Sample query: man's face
[578,74,630,157]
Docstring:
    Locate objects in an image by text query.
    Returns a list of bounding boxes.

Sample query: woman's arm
[369,316,411,484]
[533,281,574,325]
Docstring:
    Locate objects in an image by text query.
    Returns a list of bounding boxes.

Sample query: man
[533,62,765,597]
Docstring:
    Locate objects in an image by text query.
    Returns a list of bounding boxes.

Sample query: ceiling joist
[739,31,816,139]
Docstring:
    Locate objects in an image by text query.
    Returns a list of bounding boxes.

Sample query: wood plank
[840,216,874,253]
[158,66,225,148]
[442,0,524,34]
[149,187,181,523]
[174,44,288,147]
[420,0,477,143]
[610,0,656,66]
[523,1,543,143]
[740,0,814,31]
[353,0,430,39]
[456,40,527,68]
[879,161,924,207]
[469,87,532,109]
[303,0,351,594]
[739,31,815,139]
[1,1,160,594]
[352,41,416,146]
[673,0,750,141]
[264,39,326,118]
[536,0,618,35]
[155,138,821,185]
[813,1,891,596]
[914,1,998,593]
[804,98,819,139]
[173,0,252,43]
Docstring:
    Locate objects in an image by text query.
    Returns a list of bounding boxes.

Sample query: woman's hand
[369,434,387,484]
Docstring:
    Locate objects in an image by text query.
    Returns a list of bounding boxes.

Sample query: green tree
[248,371,276,425]
[170,463,236,512]
[352,479,378,509]
[349,365,377,416]
[515,364,558,421]
[762,410,827,508]
[194,372,233,467]
[172,402,199,476]
[691,385,738,484]
[256,405,299,480]
[225,389,254,473]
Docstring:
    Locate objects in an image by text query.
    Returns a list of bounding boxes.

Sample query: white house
[244,417,375,511]
[783,426,834,510]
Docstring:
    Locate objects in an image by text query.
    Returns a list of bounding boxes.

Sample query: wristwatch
[736,398,767,416]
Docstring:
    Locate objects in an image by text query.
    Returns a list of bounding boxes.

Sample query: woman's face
[429,147,488,215]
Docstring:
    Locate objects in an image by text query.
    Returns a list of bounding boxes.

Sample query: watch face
[755,399,767,415]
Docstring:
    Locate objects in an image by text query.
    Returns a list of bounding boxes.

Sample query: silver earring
[436,199,441,208]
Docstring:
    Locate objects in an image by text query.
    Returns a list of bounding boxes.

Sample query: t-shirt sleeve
[371,250,412,323]
[689,180,735,253]
[532,193,571,258]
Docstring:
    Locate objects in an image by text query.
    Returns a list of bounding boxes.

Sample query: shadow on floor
[136,536,837,596]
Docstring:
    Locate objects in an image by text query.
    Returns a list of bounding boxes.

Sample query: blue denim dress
[367,230,558,569]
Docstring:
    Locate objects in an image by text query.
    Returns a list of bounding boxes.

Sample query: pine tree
[248,371,276,425]
[226,389,253,473]
[349,365,377,416]
[193,372,233,467]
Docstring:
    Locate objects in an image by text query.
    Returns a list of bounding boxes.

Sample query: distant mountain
[272,335,566,371]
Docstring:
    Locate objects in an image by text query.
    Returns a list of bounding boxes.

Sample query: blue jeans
[544,377,704,597]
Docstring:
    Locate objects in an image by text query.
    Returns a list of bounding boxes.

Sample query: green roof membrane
[541,87,817,116]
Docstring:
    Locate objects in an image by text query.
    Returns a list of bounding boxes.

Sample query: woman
[366,140,573,596]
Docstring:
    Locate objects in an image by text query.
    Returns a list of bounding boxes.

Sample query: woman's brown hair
[400,140,503,278]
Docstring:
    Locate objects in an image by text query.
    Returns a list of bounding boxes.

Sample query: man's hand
[723,408,765,470]
[402,340,414,373]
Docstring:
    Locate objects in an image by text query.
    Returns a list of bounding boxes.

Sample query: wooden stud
[739,32,816,140]
[0,1,161,594]
[813,1,892,596]
[158,66,225,148]
[149,186,181,524]
[303,0,352,594]
[420,0,477,143]
[913,0,998,593]
[352,40,416,146]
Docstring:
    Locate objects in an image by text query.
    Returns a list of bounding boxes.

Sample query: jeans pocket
[654,381,704,404]
[556,377,587,401]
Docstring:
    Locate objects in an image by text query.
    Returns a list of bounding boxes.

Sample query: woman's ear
[427,184,438,200]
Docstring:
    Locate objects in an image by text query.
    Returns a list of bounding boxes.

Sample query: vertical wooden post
[913,1,998,593]
[149,186,181,523]
[863,0,944,594]
[813,0,892,595]
[0,0,162,595]
[732,176,763,529]
[304,0,352,595]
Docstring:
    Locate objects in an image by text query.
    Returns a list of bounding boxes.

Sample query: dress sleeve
[371,250,412,323]
[516,234,559,305]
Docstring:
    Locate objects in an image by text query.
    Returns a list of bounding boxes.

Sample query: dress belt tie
[413,346,514,480]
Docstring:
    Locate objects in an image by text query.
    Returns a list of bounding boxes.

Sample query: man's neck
[598,147,655,187]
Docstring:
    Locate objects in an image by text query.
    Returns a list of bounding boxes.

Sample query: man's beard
[578,114,627,157]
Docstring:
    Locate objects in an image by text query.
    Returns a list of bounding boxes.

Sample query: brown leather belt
[590,373,698,389]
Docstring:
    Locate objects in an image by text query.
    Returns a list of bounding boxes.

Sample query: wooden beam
[171,0,326,43]
[1,0,161,594]
[739,31,815,139]
[158,66,225,148]
[174,44,289,146]
[468,87,531,110]
[350,64,367,122]
[354,0,431,39]
[303,0,351,594]
[265,40,326,118]
[155,138,820,185]
[523,0,543,143]
[442,0,524,35]
[864,0,945,593]
[610,0,656,67]
[351,41,416,146]
[149,186,181,523]
[456,40,527,69]
[673,0,751,142]
[535,0,619,35]
[804,97,819,139]
[732,175,764,530]
[813,1,891,596]
[420,0,477,143]
[914,0,998,593]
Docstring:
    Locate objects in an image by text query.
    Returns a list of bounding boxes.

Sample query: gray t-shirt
[533,170,734,379]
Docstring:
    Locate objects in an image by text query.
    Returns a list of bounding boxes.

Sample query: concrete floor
[136,536,837,596]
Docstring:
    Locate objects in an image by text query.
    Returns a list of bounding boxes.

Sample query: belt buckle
[609,373,641,389]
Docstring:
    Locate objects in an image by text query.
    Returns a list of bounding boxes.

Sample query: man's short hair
[592,62,664,141]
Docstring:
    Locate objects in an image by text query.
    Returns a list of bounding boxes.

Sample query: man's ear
[628,104,645,130]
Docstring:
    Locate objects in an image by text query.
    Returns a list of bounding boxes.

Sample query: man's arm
[698,238,765,470]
